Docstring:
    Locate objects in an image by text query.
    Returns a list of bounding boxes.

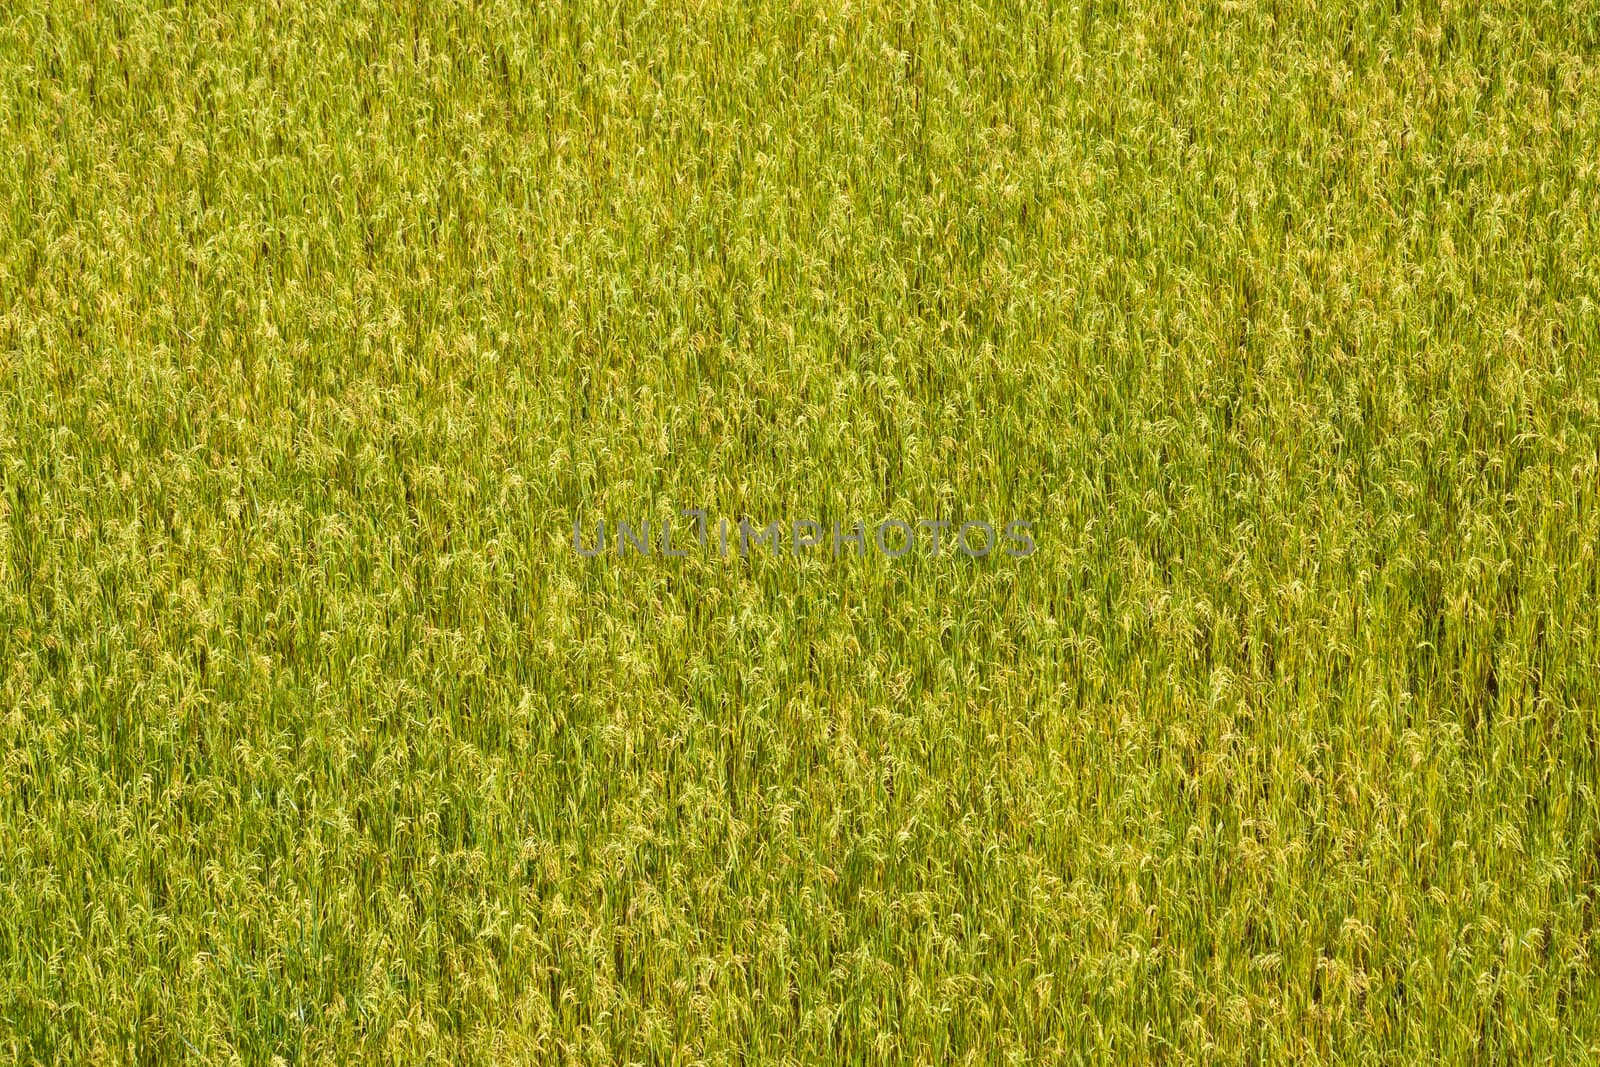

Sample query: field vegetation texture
[4,1,1600,1062]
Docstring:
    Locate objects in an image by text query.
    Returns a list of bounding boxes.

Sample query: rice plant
[2,0,1599,1062]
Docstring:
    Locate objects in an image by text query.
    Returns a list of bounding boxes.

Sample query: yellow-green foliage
[3,1,1600,1062]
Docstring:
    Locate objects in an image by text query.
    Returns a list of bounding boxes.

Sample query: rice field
[3,1,1600,1062]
